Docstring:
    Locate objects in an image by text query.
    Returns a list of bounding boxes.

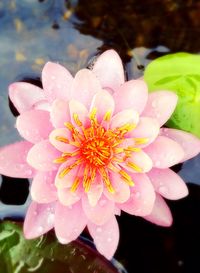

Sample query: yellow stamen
[89,107,97,123]
[53,156,68,164]
[99,168,115,193]
[55,136,69,143]
[54,151,79,163]
[125,147,141,152]
[134,138,149,145]
[114,147,124,154]
[64,122,74,131]
[127,161,143,172]
[118,123,136,133]
[59,159,82,178]
[73,113,83,127]
[71,177,81,192]
[119,170,134,186]
[103,110,112,122]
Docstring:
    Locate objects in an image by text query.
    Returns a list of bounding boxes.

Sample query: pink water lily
[0,49,200,259]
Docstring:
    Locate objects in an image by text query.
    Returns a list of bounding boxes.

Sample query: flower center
[53,108,148,193]
[80,134,112,167]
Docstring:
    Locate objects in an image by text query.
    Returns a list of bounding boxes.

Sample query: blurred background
[0,1,200,272]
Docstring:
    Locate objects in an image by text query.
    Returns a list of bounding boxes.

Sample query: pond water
[0,0,200,272]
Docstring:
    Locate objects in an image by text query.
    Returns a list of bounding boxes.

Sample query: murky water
[0,1,200,272]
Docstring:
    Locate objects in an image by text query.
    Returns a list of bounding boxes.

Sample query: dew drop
[135,192,140,198]
[156,113,161,118]
[159,186,168,194]
[99,199,107,207]
[107,237,112,242]
[155,160,161,167]
[25,130,30,137]
[151,101,157,108]
[47,213,55,225]
[38,226,43,233]
[96,227,102,233]
[25,169,33,176]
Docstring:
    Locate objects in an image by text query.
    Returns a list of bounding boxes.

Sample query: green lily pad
[144,52,200,138]
[0,221,119,273]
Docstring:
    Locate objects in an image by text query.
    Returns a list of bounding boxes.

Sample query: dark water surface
[0,1,200,272]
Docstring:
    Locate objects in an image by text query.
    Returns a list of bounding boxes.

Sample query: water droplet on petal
[107,237,112,242]
[47,213,55,225]
[155,160,161,167]
[152,101,157,108]
[51,75,55,80]
[25,169,33,176]
[135,192,141,198]
[99,199,107,207]
[38,226,43,233]
[159,186,168,195]
[156,113,160,118]
[96,227,102,233]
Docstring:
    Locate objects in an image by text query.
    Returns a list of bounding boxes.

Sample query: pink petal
[142,91,178,126]
[148,168,188,200]
[87,175,103,207]
[31,171,57,203]
[144,136,184,168]
[24,201,56,239]
[160,128,200,161]
[70,69,101,108]
[127,117,160,147]
[16,110,53,143]
[50,99,70,128]
[55,160,80,189]
[49,128,75,153]
[0,141,34,178]
[113,80,148,114]
[9,82,46,113]
[34,101,51,111]
[27,140,60,171]
[57,187,81,206]
[121,150,153,173]
[88,216,119,260]
[42,62,73,102]
[114,207,121,216]
[119,173,155,216]
[55,201,87,244]
[90,90,115,122]
[69,99,89,127]
[143,194,173,227]
[104,171,130,203]
[92,50,125,92]
[110,109,139,130]
[82,194,115,225]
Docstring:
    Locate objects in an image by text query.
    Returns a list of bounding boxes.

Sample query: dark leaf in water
[0,221,120,273]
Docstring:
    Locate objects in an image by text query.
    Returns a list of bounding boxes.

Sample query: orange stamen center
[53,108,148,193]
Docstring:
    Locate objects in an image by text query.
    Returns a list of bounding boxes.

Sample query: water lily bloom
[0,50,200,259]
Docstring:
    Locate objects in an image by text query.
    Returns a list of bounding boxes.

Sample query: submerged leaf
[0,221,120,273]
[144,53,200,137]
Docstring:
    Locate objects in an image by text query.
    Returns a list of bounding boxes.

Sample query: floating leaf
[0,221,120,273]
[144,53,200,138]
